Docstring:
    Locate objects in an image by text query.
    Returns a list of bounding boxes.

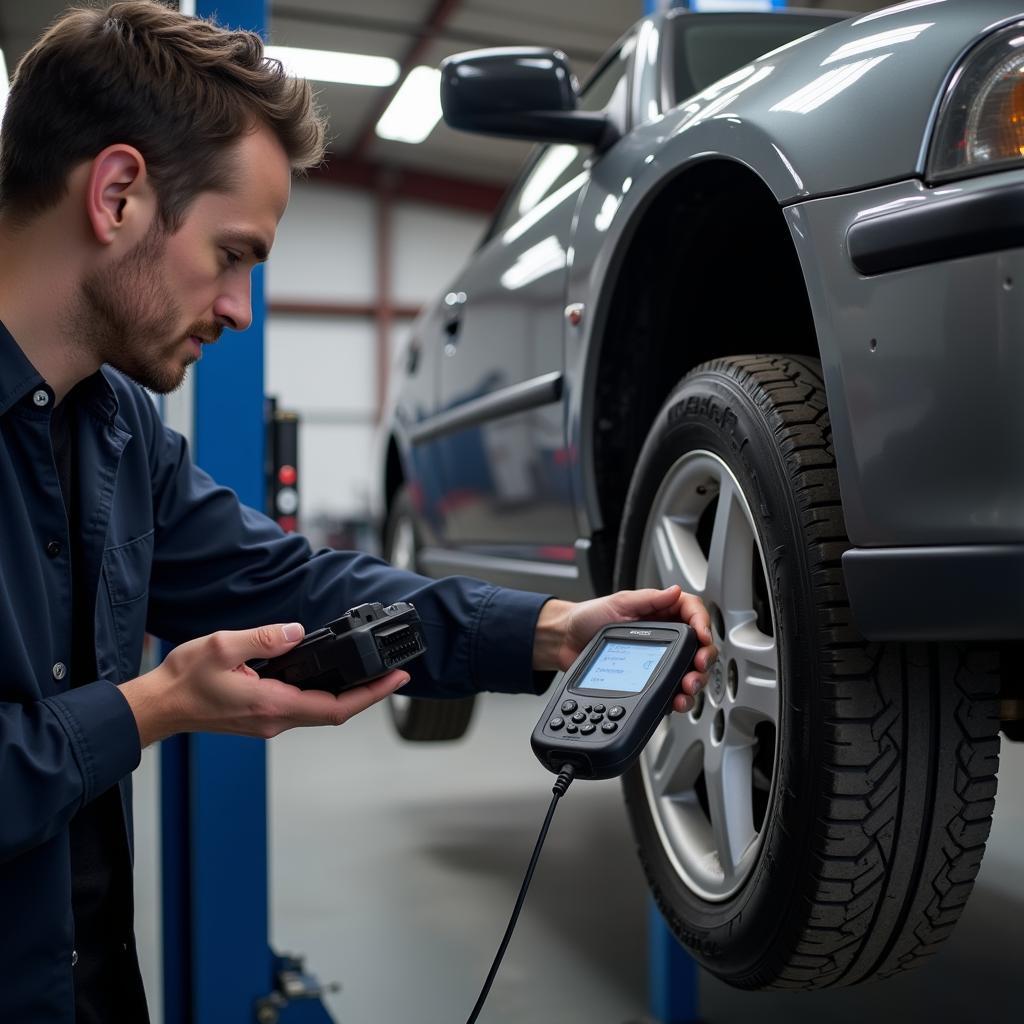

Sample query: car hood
[655,0,1024,200]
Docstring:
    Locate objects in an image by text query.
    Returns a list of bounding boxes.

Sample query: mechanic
[0,4,717,1022]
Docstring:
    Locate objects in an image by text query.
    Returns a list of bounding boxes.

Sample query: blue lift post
[640,2,785,1022]
[160,1,334,1021]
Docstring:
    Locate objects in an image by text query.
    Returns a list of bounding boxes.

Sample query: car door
[419,41,634,577]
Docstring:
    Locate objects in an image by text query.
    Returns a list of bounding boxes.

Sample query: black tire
[383,485,475,742]
[616,355,1001,989]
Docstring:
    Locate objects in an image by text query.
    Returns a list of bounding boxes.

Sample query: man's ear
[85,144,156,245]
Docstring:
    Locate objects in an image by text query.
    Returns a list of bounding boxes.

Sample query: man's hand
[119,623,410,748]
[532,586,717,713]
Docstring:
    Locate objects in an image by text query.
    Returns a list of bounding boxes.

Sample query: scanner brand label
[629,629,652,635]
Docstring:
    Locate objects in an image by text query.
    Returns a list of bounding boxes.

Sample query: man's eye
[223,249,242,267]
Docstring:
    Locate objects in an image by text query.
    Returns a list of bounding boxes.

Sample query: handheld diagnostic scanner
[531,621,699,780]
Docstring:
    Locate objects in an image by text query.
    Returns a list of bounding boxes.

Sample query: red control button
[278,464,297,486]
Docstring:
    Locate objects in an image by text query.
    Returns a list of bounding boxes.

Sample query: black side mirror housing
[440,47,619,150]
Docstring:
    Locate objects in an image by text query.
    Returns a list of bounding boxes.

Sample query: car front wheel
[615,355,1001,988]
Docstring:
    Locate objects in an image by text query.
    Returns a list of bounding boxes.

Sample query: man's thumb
[247,622,305,657]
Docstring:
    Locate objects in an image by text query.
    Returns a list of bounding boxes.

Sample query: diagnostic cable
[465,620,698,1023]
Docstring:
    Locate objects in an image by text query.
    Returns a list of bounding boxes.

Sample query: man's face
[72,125,291,394]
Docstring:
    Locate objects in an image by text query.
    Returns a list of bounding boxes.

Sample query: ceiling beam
[271,3,606,64]
[308,156,505,215]
[346,0,463,162]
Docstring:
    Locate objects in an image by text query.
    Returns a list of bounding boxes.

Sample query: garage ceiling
[0,1,887,188]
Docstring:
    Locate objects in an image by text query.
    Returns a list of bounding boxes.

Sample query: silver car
[378,0,1021,990]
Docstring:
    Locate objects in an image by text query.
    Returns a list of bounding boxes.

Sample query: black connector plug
[552,764,575,797]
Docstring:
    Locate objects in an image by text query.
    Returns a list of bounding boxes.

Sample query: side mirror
[440,47,619,149]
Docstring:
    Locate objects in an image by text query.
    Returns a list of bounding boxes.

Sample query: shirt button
[52,662,67,681]
[71,949,78,967]
[45,540,61,558]
[32,389,49,407]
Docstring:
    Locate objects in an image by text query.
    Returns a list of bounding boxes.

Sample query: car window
[488,46,631,239]
[671,14,836,102]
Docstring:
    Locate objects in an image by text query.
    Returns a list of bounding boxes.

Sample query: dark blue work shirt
[0,321,551,1022]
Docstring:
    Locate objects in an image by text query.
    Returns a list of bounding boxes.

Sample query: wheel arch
[580,157,820,591]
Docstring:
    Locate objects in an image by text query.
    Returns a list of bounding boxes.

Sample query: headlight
[928,22,1024,182]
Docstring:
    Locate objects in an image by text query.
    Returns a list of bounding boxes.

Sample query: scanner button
[608,706,625,720]
[571,711,586,724]
[549,717,565,731]
[593,704,606,713]
[561,700,578,714]
[589,713,603,723]
[566,724,579,733]
[601,721,618,734]
[580,723,596,735]
[584,705,593,713]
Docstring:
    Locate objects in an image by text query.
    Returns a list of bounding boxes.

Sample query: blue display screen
[575,640,669,694]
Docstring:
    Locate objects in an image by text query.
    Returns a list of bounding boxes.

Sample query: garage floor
[135,692,1024,1024]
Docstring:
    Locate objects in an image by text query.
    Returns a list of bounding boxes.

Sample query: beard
[68,224,218,395]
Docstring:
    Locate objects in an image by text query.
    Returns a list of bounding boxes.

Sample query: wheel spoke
[704,740,757,878]
[730,618,779,729]
[646,715,704,800]
[648,514,707,596]
[704,475,754,611]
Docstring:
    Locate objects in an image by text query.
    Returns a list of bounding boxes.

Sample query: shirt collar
[0,319,120,424]
[0,319,43,417]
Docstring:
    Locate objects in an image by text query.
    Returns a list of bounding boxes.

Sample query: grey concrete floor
[135,693,1024,1024]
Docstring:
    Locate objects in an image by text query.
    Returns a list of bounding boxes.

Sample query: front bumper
[790,172,1024,642]
[843,544,1024,641]
[787,172,1024,552]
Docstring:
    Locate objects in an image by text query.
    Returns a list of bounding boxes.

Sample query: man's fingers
[673,692,696,714]
[328,670,410,724]
[264,670,410,728]
[675,591,714,645]
[611,585,681,619]
[681,670,705,696]
[206,622,306,667]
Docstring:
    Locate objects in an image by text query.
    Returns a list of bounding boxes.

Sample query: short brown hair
[0,1,325,229]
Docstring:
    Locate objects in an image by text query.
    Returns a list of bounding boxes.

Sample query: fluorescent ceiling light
[375,66,443,145]
[265,45,398,87]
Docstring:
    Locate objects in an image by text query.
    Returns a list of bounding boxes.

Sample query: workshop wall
[264,180,488,525]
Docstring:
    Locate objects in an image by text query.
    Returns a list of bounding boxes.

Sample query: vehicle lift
[158,1,785,1021]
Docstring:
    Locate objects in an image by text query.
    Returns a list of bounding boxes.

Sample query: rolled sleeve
[44,681,141,804]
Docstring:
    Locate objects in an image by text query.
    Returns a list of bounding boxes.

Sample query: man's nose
[212,277,253,333]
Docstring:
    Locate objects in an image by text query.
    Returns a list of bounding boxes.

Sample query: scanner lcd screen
[575,640,669,693]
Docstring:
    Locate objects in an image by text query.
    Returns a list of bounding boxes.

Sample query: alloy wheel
[635,450,779,901]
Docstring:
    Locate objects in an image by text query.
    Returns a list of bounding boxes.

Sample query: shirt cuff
[470,588,555,695]
[43,681,142,804]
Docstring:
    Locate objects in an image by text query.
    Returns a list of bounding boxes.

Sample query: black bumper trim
[848,186,1024,275]
[843,544,1024,641]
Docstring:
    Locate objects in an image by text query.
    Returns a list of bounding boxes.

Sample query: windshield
[671,13,844,102]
